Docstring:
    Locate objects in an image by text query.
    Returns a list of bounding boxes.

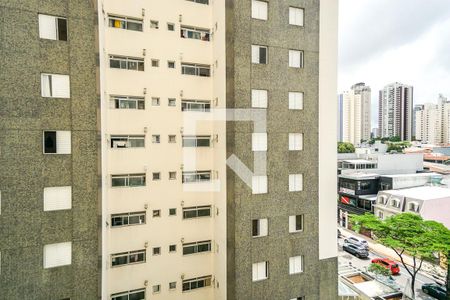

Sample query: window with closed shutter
[289,256,303,274]
[252,45,267,64]
[289,92,304,110]
[252,261,268,281]
[289,7,304,26]
[252,89,268,108]
[289,174,303,192]
[43,186,72,211]
[56,131,71,154]
[251,0,268,20]
[41,74,70,98]
[43,242,72,268]
[38,14,67,41]
[289,133,303,150]
[252,176,267,194]
[252,133,267,151]
[289,50,303,68]
[289,215,304,232]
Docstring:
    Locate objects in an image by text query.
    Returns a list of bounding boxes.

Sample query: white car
[344,236,369,250]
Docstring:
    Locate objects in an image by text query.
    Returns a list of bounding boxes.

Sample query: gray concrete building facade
[0,1,100,299]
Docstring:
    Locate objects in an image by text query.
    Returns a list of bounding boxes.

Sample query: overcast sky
[338,0,450,128]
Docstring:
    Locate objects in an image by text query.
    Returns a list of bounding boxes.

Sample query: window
[252,218,268,237]
[110,135,145,148]
[152,285,160,293]
[183,240,211,255]
[152,97,160,106]
[289,133,303,150]
[169,172,177,180]
[289,92,304,110]
[252,261,268,281]
[378,196,387,205]
[111,289,145,300]
[182,171,211,183]
[289,50,304,68]
[409,202,419,212]
[167,23,175,31]
[169,208,177,216]
[289,174,303,192]
[378,211,384,219]
[252,133,267,151]
[151,59,159,67]
[152,135,160,143]
[182,136,211,147]
[109,55,144,71]
[289,7,304,26]
[181,63,211,77]
[152,247,161,255]
[168,98,176,106]
[111,174,146,187]
[391,199,400,208]
[111,250,146,267]
[41,73,70,98]
[169,245,177,252]
[181,26,210,41]
[43,186,71,211]
[252,89,268,108]
[111,211,146,227]
[38,14,67,41]
[150,20,159,29]
[169,282,177,290]
[168,61,175,68]
[152,172,160,180]
[252,45,268,64]
[291,297,305,300]
[108,15,143,31]
[252,176,268,194]
[181,100,211,112]
[43,131,71,154]
[168,135,176,143]
[110,95,145,110]
[289,215,304,233]
[182,276,212,292]
[182,205,212,219]
[289,256,303,274]
[251,0,268,20]
[43,242,72,268]
[153,210,161,217]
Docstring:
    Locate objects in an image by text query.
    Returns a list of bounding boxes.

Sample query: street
[338,237,438,299]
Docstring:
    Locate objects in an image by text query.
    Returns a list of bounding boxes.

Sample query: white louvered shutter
[51,74,70,98]
[43,242,72,268]
[251,45,260,64]
[41,74,51,97]
[252,133,267,151]
[252,89,268,108]
[259,218,268,236]
[43,186,72,211]
[56,131,71,154]
[289,215,296,233]
[39,14,57,40]
[289,92,303,110]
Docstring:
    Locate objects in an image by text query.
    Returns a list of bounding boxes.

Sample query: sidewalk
[339,226,447,280]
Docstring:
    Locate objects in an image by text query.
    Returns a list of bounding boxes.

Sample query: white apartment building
[97,0,338,300]
[415,94,450,145]
[378,82,413,141]
[341,83,371,146]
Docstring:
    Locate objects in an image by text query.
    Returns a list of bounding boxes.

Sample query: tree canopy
[338,142,355,153]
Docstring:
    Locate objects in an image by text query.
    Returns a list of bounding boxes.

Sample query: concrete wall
[0,0,100,299]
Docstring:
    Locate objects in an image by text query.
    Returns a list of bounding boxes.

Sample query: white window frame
[289,133,303,151]
[252,176,268,194]
[252,133,267,151]
[111,289,146,300]
[289,50,304,68]
[289,7,304,26]
[289,174,303,192]
[41,73,70,98]
[289,215,304,233]
[38,14,67,41]
[289,255,303,274]
[289,92,304,110]
[252,89,268,108]
[43,242,72,268]
[252,261,268,281]
[251,45,268,64]
[251,0,268,20]
[252,218,268,237]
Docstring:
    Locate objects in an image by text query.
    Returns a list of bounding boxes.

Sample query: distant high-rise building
[338,94,344,142]
[412,104,424,138]
[378,82,413,141]
[341,83,371,146]
[371,128,379,139]
[415,95,450,145]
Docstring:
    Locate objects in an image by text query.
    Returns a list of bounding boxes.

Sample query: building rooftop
[385,186,450,200]
[381,173,440,178]
[341,159,374,164]
[339,173,380,180]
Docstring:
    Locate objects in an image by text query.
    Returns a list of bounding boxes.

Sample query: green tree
[368,262,391,277]
[350,213,450,299]
[389,136,401,142]
[338,142,355,153]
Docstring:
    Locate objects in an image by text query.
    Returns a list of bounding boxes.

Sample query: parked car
[371,258,400,275]
[343,243,369,258]
[422,283,447,300]
[344,236,369,250]
[338,229,342,238]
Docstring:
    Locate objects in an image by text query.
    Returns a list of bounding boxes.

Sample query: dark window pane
[129,291,145,300]
[259,47,267,64]
[111,295,128,300]
[198,243,210,252]
[197,208,210,217]
[137,100,145,109]
[112,255,128,266]
[199,67,210,77]
[57,18,67,41]
[182,283,190,291]
[197,138,210,147]
[138,62,145,71]
[191,281,198,290]
[44,131,57,153]
[183,210,197,219]
[111,216,124,226]
[128,61,138,70]
[127,22,143,32]
[112,177,127,187]
[197,280,205,288]
[110,59,120,69]
[183,246,195,255]
[252,220,259,236]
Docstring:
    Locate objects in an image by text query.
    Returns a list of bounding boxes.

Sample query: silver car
[344,236,369,250]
